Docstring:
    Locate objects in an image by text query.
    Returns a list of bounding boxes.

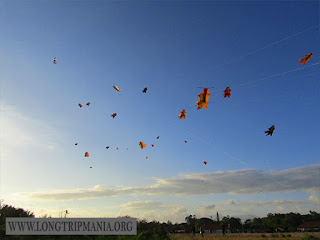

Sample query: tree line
[1,202,319,240]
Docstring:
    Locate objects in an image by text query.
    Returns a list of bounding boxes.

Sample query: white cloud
[205,204,216,209]
[18,164,320,201]
[117,201,187,223]
[122,201,167,210]
[308,193,320,204]
[0,104,61,151]
[17,197,319,223]
[225,200,235,205]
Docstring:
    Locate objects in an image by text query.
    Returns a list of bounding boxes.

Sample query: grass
[169,232,320,240]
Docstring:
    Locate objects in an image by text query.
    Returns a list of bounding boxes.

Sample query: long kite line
[239,61,320,87]
[184,125,295,193]
[178,25,320,193]
[211,24,319,70]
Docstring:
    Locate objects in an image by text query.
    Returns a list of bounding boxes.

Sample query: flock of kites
[52,52,313,168]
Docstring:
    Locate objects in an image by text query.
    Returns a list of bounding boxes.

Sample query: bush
[300,234,320,240]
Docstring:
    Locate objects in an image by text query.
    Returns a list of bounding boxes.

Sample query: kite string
[210,24,320,71]
[239,61,320,87]
[182,125,294,217]
[183,125,295,192]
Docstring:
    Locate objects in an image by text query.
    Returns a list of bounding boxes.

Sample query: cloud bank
[18,164,320,201]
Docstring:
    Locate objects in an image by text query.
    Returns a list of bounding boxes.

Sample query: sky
[0,1,320,223]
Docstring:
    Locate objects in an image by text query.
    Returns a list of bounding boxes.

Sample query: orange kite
[299,53,312,66]
[84,152,89,157]
[179,109,186,119]
[195,88,210,110]
[139,141,146,149]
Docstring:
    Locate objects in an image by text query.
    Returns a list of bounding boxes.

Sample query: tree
[0,202,35,239]
[303,211,320,221]
[281,213,302,232]
[263,213,284,231]
[222,216,242,232]
[185,215,197,226]
[195,217,215,230]
[244,219,253,232]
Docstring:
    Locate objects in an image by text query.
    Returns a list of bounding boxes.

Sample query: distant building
[298,221,320,232]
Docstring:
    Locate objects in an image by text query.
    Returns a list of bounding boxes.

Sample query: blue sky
[1,1,319,222]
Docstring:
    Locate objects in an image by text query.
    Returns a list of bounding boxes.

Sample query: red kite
[223,87,231,98]
[139,141,146,149]
[299,53,312,66]
[151,144,155,147]
[179,109,186,119]
[78,104,83,108]
[142,87,147,93]
[185,141,188,143]
[84,152,89,157]
[265,125,275,136]
[204,161,207,165]
[111,113,117,118]
[195,88,210,110]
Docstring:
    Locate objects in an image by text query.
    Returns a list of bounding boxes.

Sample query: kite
[195,88,210,110]
[90,167,92,168]
[299,53,312,66]
[204,161,207,165]
[75,143,78,146]
[53,57,57,64]
[151,144,155,147]
[223,87,231,98]
[185,141,188,143]
[157,136,160,139]
[142,87,148,93]
[116,147,119,150]
[146,156,148,159]
[84,152,89,157]
[106,146,109,149]
[139,141,146,149]
[265,125,275,136]
[113,86,122,92]
[78,104,83,108]
[179,109,187,119]
[126,148,128,150]
[111,113,117,118]
[86,102,90,106]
